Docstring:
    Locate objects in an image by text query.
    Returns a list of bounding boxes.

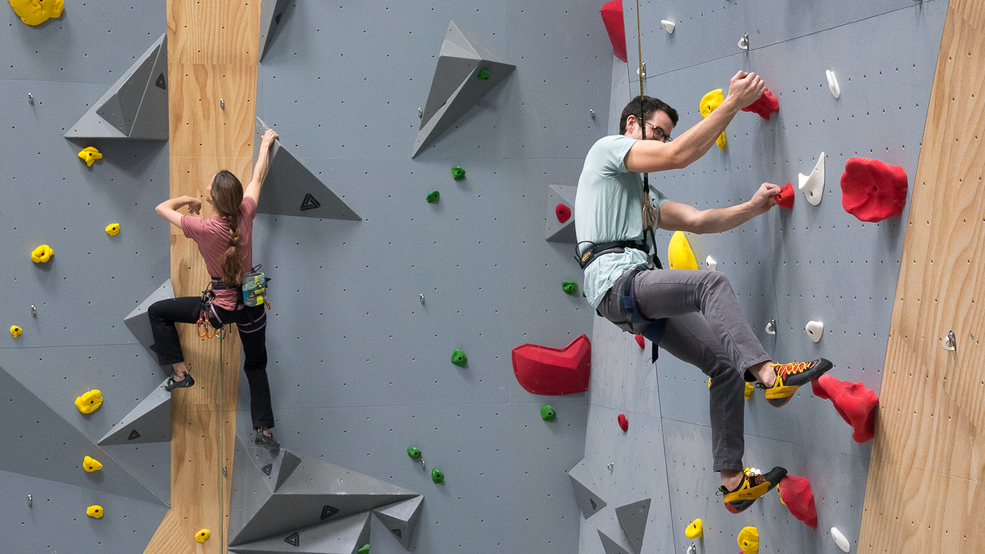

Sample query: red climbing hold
[776,182,795,210]
[778,474,818,529]
[741,87,779,121]
[635,335,645,350]
[512,334,591,395]
[600,0,628,63]
[811,374,878,443]
[840,157,908,222]
[555,203,571,223]
[617,414,629,432]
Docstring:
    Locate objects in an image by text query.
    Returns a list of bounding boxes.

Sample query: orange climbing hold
[777,473,818,529]
[600,0,627,63]
[811,374,878,443]
[512,334,591,395]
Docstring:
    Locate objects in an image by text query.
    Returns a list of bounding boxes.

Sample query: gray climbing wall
[574,0,949,553]
[0,0,174,551]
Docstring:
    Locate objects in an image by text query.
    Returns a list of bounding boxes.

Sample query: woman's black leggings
[147,296,273,430]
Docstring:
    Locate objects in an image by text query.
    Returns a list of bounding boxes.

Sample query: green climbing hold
[561,280,579,295]
[451,349,467,367]
[451,166,465,180]
[426,190,440,203]
[357,545,370,554]
[541,405,556,421]
[431,468,444,484]
[407,446,422,459]
[477,68,491,81]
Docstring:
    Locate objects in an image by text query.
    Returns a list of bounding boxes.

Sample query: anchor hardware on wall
[738,33,749,50]
[765,319,776,335]
[942,330,956,351]
[28,93,34,104]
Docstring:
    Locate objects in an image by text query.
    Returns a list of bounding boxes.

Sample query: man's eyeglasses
[644,121,673,143]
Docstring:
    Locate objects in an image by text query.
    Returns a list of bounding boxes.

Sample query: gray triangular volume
[97,379,171,445]
[228,434,419,546]
[244,441,302,493]
[65,33,168,140]
[253,118,361,221]
[124,280,174,362]
[598,528,634,554]
[568,459,607,519]
[228,511,371,554]
[372,496,423,550]
[546,184,578,243]
[411,21,515,158]
[615,498,650,554]
[229,435,277,545]
[258,0,291,62]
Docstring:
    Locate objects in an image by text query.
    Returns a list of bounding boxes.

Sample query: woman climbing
[149,129,280,449]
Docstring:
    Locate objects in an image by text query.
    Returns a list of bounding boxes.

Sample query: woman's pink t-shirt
[180,196,257,310]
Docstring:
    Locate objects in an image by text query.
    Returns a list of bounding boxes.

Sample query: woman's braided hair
[210,170,245,286]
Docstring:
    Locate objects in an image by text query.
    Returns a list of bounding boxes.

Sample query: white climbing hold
[798,153,825,206]
[705,255,717,271]
[830,527,850,552]
[661,20,675,34]
[825,70,841,99]
[806,320,824,343]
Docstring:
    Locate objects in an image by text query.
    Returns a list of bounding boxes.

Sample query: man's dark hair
[619,95,679,135]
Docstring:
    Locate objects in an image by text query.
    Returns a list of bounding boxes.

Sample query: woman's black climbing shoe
[164,373,195,392]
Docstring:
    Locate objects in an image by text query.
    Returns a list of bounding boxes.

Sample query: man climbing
[574,71,833,514]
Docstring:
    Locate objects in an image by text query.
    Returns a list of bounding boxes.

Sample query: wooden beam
[144,1,259,552]
[860,0,985,551]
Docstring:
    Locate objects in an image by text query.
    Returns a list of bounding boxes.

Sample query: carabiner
[197,316,217,339]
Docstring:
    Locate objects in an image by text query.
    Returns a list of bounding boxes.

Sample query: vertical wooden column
[145,1,259,552]
[860,0,985,551]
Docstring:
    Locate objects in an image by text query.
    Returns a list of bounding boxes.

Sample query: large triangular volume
[124,280,174,362]
[97,379,171,445]
[244,441,302,493]
[228,435,420,546]
[568,459,607,519]
[65,33,168,140]
[372,496,424,550]
[411,21,516,158]
[546,184,578,243]
[253,118,361,221]
[615,498,650,554]
[258,0,291,62]
[228,511,370,554]
[598,527,634,554]
[229,435,277,544]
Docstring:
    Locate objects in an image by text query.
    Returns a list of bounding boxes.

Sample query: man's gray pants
[596,268,771,473]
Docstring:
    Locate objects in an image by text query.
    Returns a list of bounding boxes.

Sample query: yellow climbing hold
[196,529,211,543]
[745,382,754,399]
[31,244,53,263]
[738,526,759,554]
[668,231,698,270]
[105,223,120,236]
[86,505,104,519]
[10,325,22,338]
[78,146,102,167]
[7,0,64,26]
[685,518,703,539]
[75,390,103,414]
[699,89,727,150]
[83,456,103,472]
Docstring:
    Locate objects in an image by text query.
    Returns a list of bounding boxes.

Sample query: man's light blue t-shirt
[574,135,668,308]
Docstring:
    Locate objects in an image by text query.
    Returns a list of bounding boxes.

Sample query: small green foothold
[431,468,444,484]
[426,190,440,203]
[407,446,422,459]
[451,166,465,180]
[451,349,467,367]
[541,405,556,421]
[477,68,491,81]
[561,280,579,295]
[358,545,370,554]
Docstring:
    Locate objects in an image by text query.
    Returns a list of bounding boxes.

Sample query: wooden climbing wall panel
[860,0,985,551]
[144,1,259,552]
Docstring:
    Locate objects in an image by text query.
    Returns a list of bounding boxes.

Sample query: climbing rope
[217,328,226,547]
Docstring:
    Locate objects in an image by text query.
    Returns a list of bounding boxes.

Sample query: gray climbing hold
[615,498,651,554]
[124,280,174,362]
[65,33,168,140]
[568,458,607,519]
[97,379,171,445]
[372,496,423,550]
[258,0,291,62]
[253,118,361,221]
